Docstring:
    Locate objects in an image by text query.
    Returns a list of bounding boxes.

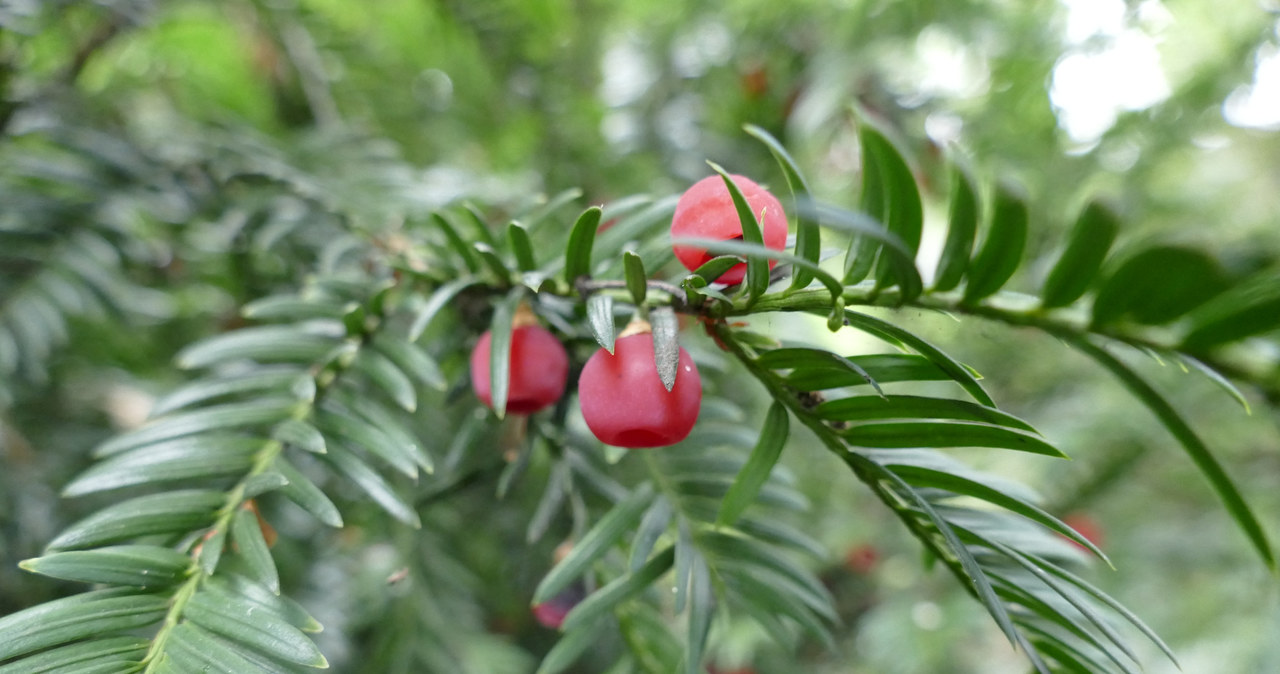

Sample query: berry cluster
[468,173,786,449]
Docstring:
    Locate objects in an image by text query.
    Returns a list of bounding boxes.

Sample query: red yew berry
[578,331,701,448]
[671,174,788,285]
[1061,513,1105,552]
[470,321,568,415]
[532,582,586,630]
[843,543,879,575]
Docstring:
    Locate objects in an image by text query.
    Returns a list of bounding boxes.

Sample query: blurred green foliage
[2,0,1279,672]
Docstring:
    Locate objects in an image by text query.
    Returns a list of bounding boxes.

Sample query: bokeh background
[2,1,1279,672]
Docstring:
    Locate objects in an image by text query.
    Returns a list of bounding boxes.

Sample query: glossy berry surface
[671,174,788,285]
[578,333,701,448]
[470,324,568,414]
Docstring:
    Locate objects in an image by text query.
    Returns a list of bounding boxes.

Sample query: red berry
[532,582,586,629]
[843,543,879,575]
[470,325,569,414]
[578,333,702,448]
[671,174,788,285]
[1061,513,1105,551]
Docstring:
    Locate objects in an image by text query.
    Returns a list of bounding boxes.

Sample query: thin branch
[575,277,688,308]
[61,15,126,85]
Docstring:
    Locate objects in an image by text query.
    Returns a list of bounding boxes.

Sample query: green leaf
[933,164,978,292]
[1092,246,1228,325]
[212,574,324,634]
[861,124,924,290]
[352,348,417,412]
[231,507,280,593]
[708,161,770,303]
[522,188,584,231]
[876,457,1106,563]
[703,532,834,621]
[717,402,789,526]
[1182,268,1280,350]
[242,294,348,321]
[430,212,480,273]
[989,579,1136,674]
[507,221,537,272]
[1070,336,1274,568]
[840,310,994,407]
[371,333,447,392]
[670,476,808,511]
[407,277,478,342]
[692,255,745,285]
[629,495,673,572]
[473,242,514,284]
[841,420,1066,457]
[719,563,833,648]
[617,603,684,672]
[93,399,297,458]
[462,204,502,250]
[737,516,828,559]
[781,356,947,390]
[163,623,270,674]
[674,520,693,614]
[0,636,148,674]
[964,183,1028,303]
[184,583,327,667]
[1026,637,1106,674]
[176,326,339,370]
[527,462,568,544]
[1040,201,1119,308]
[330,391,433,474]
[563,206,602,285]
[535,619,609,674]
[1029,555,1178,665]
[242,472,290,498]
[803,203,922,299]
[0,591,168,661]
[651,306,680,392]
[1178,354,1251,414]
[20,545,192,588]
[322,444,420,527]
[151,369,307,416]
[65,435,263,496]
[48,490,225,551]
[815,395,1032,432]
[497,434,535,499]
[758,347,882,395]
[744,124,817,291]
[198,527,228,576]
[561,545,675,632]
[586,293,616,354]
[274,458,344,528]
[623,250,647,305]
[534,483,655,604]
[846,452,1022,649]
[993,544,1141,666]
[487,289,523,419]
[672,237,844,302]
[684,554,714,674]
[273,419,326,454]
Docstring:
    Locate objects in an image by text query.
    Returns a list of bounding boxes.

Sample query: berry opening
[613,428,668,448]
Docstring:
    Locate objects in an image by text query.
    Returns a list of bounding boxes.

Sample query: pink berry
[470,325,569,414]
[1061,513,1105,552]
[532,583,586,630]
[578,333,702,448]
[671,174,788,285]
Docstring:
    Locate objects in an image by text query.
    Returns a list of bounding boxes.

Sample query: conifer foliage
[2,3,1280,674]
